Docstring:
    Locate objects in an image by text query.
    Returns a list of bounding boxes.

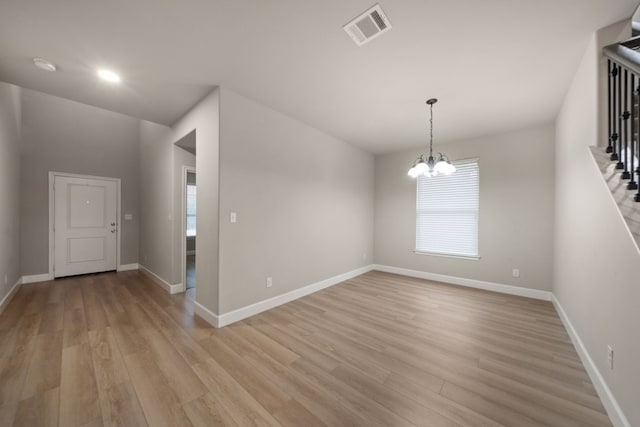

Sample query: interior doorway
[183,167,196,290]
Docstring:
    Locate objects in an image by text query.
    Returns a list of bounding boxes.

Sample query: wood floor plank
[0,403,18,427]
[82,284,110,331]
[142,327,208,404]
[383,372,505,427]
[38,303,64,335]
[199,333,291,413]
[63,308,89,348]
[59,343,102,427]
[89,328,148,426]
[329,363,458,427]
[0,314,40,407]
[242,349,371,427]
[192,357,282,427]
[88,327,129,392]
[271,399,327,427]
[291,357,416,427]
[21,330,63,399]
[98,381,147,427]
[13,386,59,427]
[123,350,192,427]
[182,392,238,427]
[0,270,614,426]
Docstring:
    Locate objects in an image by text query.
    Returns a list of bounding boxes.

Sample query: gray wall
[554,20,640,426]
[0,82,22,302]
[139,121,174,281]
[375,125,555,291]
[20,89,140,275]
[138,89,219,314]
[217,87,375,313]
[172,89,219,313]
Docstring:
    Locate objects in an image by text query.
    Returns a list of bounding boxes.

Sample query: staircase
[590,146,640,249]
[600,36,640,249]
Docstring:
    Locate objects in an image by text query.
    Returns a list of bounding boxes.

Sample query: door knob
[110,222,116,226]
[111,229,116,233]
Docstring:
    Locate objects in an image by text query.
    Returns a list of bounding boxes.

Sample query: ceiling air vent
[343,4,392,47]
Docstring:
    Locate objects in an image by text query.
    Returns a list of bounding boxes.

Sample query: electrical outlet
[512,268,520,278]
[230,212,237,223]
[362,252,367,260]
[266,277,273,288]
[3,274,7,285]
[607,345,614,370]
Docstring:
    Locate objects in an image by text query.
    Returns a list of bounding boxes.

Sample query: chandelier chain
[429,102,434,157]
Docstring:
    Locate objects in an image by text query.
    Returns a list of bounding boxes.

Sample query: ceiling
[0,0,637,154]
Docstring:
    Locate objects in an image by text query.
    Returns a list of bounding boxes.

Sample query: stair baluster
[611,63,619,161]
[629,74,638,190]
[617,65,624,170]
[622,69,631,178]
[607,60,615,154]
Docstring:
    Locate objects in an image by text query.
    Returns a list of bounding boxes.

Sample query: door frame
[181,165,196,290]
[48,171,122,279]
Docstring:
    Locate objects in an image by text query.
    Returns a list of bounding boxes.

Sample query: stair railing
[604,38,640,201]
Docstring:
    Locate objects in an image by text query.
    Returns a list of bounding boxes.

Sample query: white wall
[554,20,639,427]
[0,82,22,303]
[375,125,556,291]
[217,87,375,313]
[20,89,140,275]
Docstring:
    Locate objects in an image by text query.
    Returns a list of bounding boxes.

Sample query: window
[186,184,196,237]
[416,159,479,258]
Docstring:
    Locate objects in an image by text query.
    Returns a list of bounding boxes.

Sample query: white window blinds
[186,184,196,237]
[416,159,479,257]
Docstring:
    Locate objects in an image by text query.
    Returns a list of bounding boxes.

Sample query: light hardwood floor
[0,270,612,427]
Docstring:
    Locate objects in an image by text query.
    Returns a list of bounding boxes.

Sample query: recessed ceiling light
[33,57,57,72]
[97,69,121,83]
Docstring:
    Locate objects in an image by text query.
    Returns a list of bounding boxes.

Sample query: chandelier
[408,98,456,178]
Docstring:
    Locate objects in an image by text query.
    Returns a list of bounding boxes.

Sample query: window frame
[414,158,480,260]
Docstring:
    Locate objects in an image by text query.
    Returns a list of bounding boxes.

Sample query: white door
[54,175,118,277]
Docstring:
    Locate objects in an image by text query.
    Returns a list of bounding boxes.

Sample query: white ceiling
[0,0,637,154]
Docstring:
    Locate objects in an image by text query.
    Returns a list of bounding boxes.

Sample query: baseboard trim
[194,301,219,328]
[139,265,184,294]
[21,273,53,284]
[373,264,552,301]
[0,278,22,315]
[214,264,374,328]
[117,263,139,272]
[552,295,630,427]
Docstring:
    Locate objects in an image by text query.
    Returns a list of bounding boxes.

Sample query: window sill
[414,250,480,261]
